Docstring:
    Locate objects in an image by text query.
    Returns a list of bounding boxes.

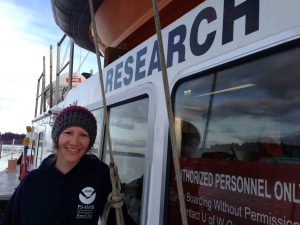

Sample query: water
[0,145,23,172]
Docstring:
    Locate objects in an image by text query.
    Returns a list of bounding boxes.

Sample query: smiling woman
[51,106,96,174]
[1,105,136,225]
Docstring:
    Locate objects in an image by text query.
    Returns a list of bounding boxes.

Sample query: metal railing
[34,34,75,118]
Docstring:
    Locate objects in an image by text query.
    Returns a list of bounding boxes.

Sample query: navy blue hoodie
[1,154,135,225]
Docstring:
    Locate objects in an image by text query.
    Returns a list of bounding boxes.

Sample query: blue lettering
[135,47,147,81]
[124,56,134,85]
[114,61,123,90]
[147,41,161,76]
[104,0,261,93]
[222,0,259,44]
[105,68,114,93]
[167,24,187,68]
[190,7,217,56]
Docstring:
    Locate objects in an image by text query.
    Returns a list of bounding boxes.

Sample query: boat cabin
[31,0,300,224]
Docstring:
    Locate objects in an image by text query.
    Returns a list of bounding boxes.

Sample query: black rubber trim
[51,0,103,52]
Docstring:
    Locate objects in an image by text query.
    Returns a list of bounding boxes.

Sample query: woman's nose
[69,134,80,145]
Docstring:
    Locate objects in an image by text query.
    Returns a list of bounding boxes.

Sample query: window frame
[92,83,156,225]
[164,39,300,225]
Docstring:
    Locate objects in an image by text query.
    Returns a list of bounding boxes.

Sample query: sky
[0,0,98,134]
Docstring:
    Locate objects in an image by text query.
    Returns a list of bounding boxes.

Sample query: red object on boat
[92,0,203,54]
[51,0,203,55]
[20,163,27,180]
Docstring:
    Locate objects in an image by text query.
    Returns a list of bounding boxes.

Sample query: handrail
[40,56,46,114]
[34,33,74,116]
[34,73,43,117]
[49,45,53,108]
[0,151,22,159]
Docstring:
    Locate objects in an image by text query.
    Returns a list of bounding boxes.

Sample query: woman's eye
[80,133,89,138]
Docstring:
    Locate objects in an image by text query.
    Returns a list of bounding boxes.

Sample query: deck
[0,167,20,201]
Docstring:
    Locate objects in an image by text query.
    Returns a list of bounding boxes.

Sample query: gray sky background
[0,0,97,134]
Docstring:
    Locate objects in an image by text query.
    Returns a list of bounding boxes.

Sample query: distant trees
[0,132,25,145]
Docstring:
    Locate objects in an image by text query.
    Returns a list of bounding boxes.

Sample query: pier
[0,166,20,219]
[0,167,19,201]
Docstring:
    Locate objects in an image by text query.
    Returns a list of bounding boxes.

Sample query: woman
[1,105,135,225]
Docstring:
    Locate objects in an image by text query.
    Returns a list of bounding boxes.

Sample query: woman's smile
[55,126,90,174]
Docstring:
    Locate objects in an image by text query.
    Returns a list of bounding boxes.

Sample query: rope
[88,1,124,225]
[151,1,189,225]
[101,164,124,225]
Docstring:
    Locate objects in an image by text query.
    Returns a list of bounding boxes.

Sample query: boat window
[35,131,44,167]
[103,97,149,225]
[167,45,300,224]
[91,108,104,157]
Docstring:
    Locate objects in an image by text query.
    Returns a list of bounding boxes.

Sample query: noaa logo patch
[79,187,96,204]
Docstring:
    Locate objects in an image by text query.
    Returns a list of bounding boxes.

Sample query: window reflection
[35,132,44,167]
[175,46,300,164]
[91,108,103,157]
[104,98,149,224]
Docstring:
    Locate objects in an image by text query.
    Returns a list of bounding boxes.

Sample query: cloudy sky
[0,0,97,134]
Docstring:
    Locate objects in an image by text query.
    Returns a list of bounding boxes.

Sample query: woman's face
[56,126,90,169]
